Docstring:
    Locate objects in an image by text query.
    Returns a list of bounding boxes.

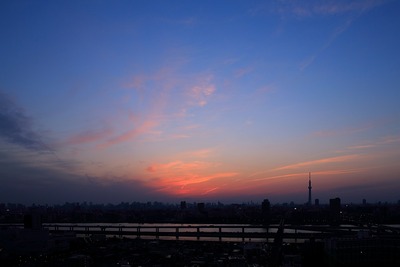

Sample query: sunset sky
[1,0,399,204]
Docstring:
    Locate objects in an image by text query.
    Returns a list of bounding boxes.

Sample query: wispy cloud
[66,128,113,145]
[0,147,167,204]
[0,91,50,151]
[182,148,215,159]
[280,0,386,17]
[273,154,363,171]
[312,168,365,176]
[110,64,220,146]
[188,75,216,107]
[296,0,388,70]
[101,119,159,148]
[300,18,354,70]
[234,67,253,78]
[151,171,238,196]
[341,134,400,153]
[251,172,305,182]
[145,159,237,196]
[246,167,364,184]
[381,135,400,144]
[202,187,219,195]
[347,144,376,150]
[89,65,182,147]
[146,160,216,174]
[311,121,379,138]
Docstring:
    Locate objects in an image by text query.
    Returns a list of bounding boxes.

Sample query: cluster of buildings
[1,174,400,266]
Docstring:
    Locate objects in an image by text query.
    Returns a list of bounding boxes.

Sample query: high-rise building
[262,198,271,214]
[180,201,187,210]
[330,197,341,213]
[24,212,42,230]
[329,197,341,224]
[197,202,205,213]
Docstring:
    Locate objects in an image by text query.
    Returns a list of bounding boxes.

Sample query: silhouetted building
[315,198,319,206]
[363,199,367,205]
[180,201,186,210]
[325,237,400,266]
[262,199,271,223]
[308,172,312,206]
[330,198,341,212]
[262,199,271,214]
[197,203,205,213]
[24,212,42,230]
[330,197,341,225]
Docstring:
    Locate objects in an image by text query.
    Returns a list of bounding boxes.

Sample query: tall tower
[308,172,312,206]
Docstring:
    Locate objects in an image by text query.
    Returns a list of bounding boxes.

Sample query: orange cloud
[251,172,305,182]
[312,169,365,176]
[146,160,216,174]
[202,187,219,195]
[182,148,215,159]
[150,172,238,196]
[145,159,237,196]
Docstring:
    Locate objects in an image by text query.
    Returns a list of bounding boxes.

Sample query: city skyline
[1,0,400,205]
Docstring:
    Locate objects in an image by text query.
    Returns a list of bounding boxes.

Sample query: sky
[0,0,399,205]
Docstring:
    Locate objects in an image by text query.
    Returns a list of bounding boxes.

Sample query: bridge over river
[3,223,398,242]
[41,223,398,242]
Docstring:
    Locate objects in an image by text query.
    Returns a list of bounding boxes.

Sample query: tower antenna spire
[308,172,312,206]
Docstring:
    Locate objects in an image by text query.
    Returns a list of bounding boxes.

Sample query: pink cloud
[273,154,363,171]
[115,63,222,147]
[183,148,215,159]
[169,134,190,139]
[313,169,365,176]
[234,67,253,78]
[144,159,238,196]
[204,85,216,96]
[151,172,238,195]
[198,100,207,107]
[339,135,400,153]
[100,119,159,148]
[146,160,215,174]
[123,74,147,90]
[256,85,275,95]
[251,172,307,182]
[381,135,400,144]
[66,128,113,145]
[103,65,186,147]
[202,187,219,195]
[188,75,216,107]
[312,122,377,138]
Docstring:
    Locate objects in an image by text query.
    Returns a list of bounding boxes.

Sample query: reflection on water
[44,223,329,243]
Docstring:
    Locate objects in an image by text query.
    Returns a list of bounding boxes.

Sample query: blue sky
[0,0,399,204]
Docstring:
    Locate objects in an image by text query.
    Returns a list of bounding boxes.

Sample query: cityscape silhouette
[1,0,400,266]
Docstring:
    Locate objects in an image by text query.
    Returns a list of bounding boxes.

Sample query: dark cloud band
[0,91,47,151]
